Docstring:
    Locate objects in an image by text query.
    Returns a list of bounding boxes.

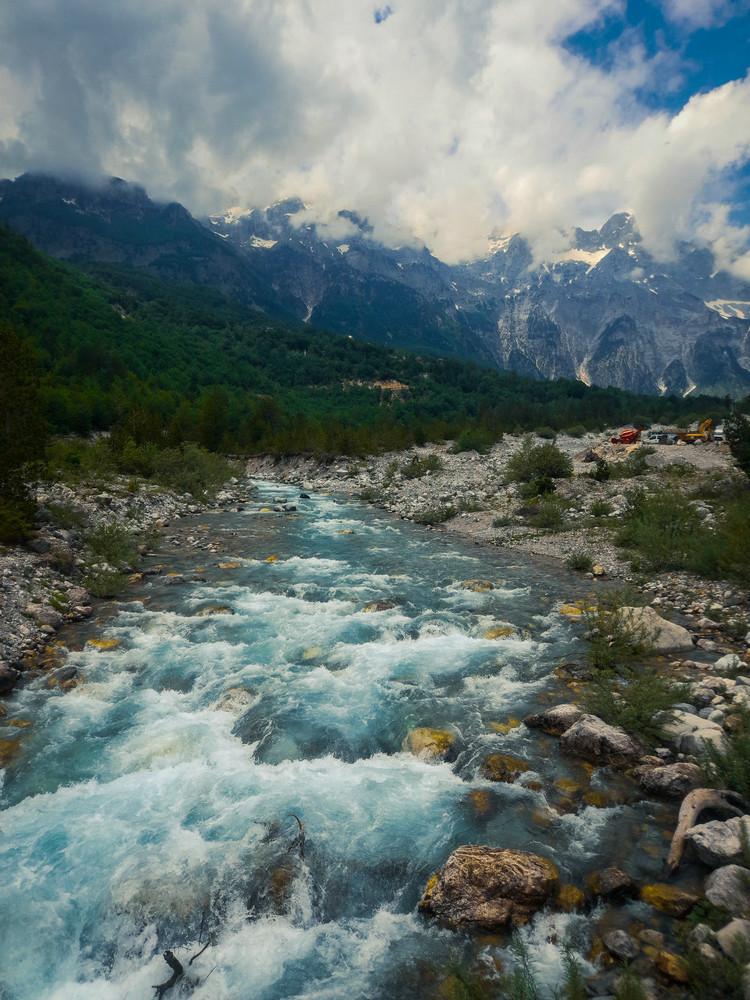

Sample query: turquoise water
[0,484,665,999]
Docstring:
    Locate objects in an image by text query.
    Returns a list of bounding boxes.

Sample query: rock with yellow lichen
[419,846,559,930]
[403,727,455,762]
[480,753,530,783]
[461,580,493,592]
[640,883,700,918]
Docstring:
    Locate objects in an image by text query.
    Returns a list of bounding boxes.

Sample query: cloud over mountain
[0,0,748,269]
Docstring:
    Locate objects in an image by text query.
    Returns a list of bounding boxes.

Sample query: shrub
[529,494,570,531]
[48,502,88,531]
[412,505,457,524]
[86,521,138,568]
[534,426,557,439]
[0,498,34,544]
[584,669,692,749]
[591,459,610,482]
[565,425,588,439]
[359,486,386,504]
[566,550,594,573]
[609,447,653,479]
[448,427,494,455]
[589,498,612,517]
[701,706,750,801]
[492,514,514,528]
[506,436,573,483]
[400,454,443,479]
[614,487,705,572]
[725,411,750,477]
[153,443,234,498]
[582,588,656,672]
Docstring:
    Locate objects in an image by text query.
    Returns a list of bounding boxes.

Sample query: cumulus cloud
[0,0,748,269]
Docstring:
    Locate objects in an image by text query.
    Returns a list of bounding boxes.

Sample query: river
[0,482,674,999]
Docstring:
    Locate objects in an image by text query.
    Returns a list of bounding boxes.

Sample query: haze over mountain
[2,172,749,397]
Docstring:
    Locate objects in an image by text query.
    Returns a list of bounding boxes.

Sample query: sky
[1,0,749,272]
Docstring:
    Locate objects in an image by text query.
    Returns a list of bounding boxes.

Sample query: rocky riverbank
[246,431,749,658]
[0,471,257,697]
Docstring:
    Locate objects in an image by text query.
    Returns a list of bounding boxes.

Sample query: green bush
[412,505,457,525]
[506,437,573,483]
[86,521,138,568]
[589,498,612,517]
[609,447,654,479]
[534,426,557,439]
[152,443,234,498]
[48,502,88,531]
[566,550,594,573]
[614,487,705,572]
[584,669,692,749]
[582,588,656,671]
[701,706,750,801]
[0,498,34,544]
[400,454,443,479]
[564,425,588,439]
[529,494,570,531]
[725,411,750,477]
[448,427,495,455]
[492,514,514,528]
[590,458,610,482]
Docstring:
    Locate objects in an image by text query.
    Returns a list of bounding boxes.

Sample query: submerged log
[665,788,747,876]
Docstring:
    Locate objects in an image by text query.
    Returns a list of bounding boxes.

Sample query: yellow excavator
[676,418,712,444]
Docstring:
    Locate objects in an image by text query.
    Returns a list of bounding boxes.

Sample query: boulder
[363,600,395,612]
[620,606,694,653]
[560,714,642,766]
[556,883,585,912]
[705,865,750,917]
[479,753,530,783]
[636,762,703,799]
[403,728,455,762]
[460,580,494,592]
[524,703,583,735]
[0,664,21,694]
[586,867,637,900]
[714,654,744,673]
[603,930,638,961]
[212,687,256,715]
[419,846,558,930]
[685,816,750,868]
[716,918,750,956]
[640,883,700,917]
[662,711,726,755]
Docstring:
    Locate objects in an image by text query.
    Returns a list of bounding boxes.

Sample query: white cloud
[0,0,748,269]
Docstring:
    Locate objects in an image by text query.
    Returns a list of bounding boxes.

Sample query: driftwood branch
[285,813,306,859]
[153,950,183,999]
[664,788,747,877]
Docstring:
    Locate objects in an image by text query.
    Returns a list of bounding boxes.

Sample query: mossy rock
[461,580,494,592]
[403,727,455,761]
[480,753,530,783]
[363,600,395,612]
[196,605,235,616]
[488,717,521,735]
[556,883,586,912]
[640,883,700,918]
[86,638,120,650]
[484,627,516,640]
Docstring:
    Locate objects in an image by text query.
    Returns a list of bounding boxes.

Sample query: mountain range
[2,172,749,397]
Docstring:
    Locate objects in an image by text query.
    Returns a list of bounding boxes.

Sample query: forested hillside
[1,222,730,462]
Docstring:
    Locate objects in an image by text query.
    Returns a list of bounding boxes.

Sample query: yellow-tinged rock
[480,753,530,783]
[260,507,273,512]
[522,779,544,792]
[582,791,607,808]
[484,627,516,640]
[265,555,279,562]
[0,740,21,767]
[7,720,31,729]
[488,717,521,735]
[338,529,354,534]
[531,806,557,827]
[468,789,492,815]
[166,572,182,578]
[302,647,323,660]
[559,604,584,616]
[196,605,234,616]
[657,951,688,983]
[403,727,455,761]
[556,884,585,912]
[461,579,494,592]
[128,573,144,584]
[363,600,395,612]
[219,562,243,569]
[592,564,605,576]
[554,777,585,796]
[641,884,700,918]
[87,638,120,650]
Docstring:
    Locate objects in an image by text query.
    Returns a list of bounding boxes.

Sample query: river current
[0,482,672,999]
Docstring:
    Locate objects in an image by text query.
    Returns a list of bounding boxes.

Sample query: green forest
[1,221,732,467]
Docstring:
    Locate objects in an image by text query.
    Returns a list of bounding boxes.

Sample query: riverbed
[0,482,677,999]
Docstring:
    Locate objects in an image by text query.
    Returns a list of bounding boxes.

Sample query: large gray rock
[662,711,726,755]
[418,846,559,930]
[687,817,750,868]
[603,930,638,960]
[637,762,703,799]
[0,664,21,694]
[523,703,583,735]
[705,865,750,917]
[716,918,750,956]
[560,714,642,766]
[622,606,695,653]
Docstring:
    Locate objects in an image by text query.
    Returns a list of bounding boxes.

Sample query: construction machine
[610,425,644,445]
[676,418,712,444]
